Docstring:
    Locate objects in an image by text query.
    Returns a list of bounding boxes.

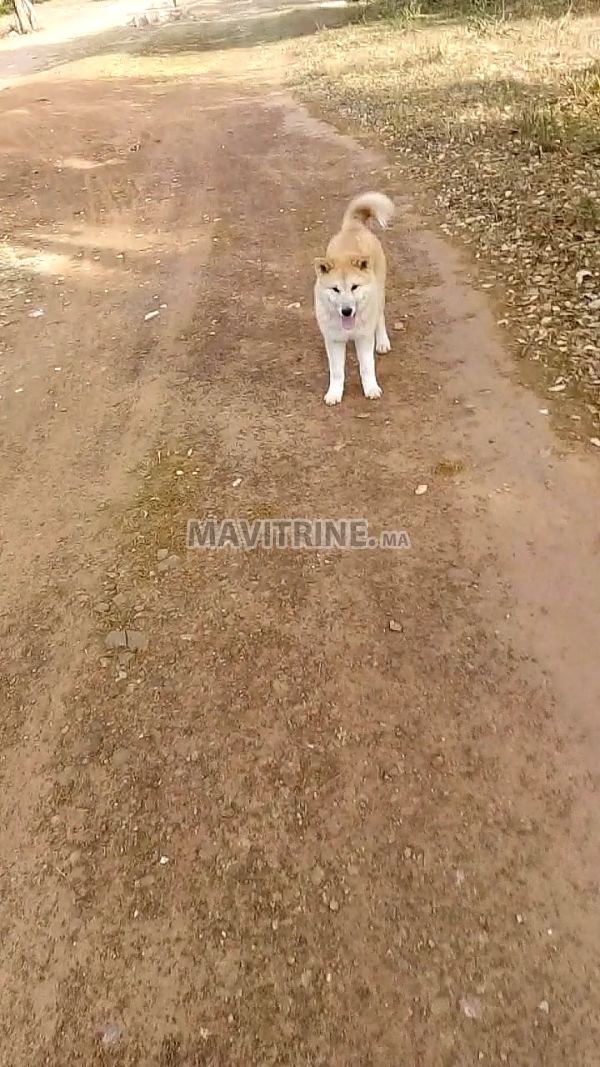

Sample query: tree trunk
[12,0,37,34]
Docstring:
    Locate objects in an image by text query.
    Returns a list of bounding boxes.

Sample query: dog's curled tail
[342,191,394,231]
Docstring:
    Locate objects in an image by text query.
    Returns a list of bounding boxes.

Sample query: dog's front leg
[375,312,391,354]
[356,334,382,400]
[324,340,346,406]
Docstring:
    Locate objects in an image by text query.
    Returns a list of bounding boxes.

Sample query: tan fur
[313,192,394,405]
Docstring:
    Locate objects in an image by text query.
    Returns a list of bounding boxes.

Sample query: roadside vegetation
[291,0,600,441]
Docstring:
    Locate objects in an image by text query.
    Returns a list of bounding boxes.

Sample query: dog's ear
[352,257,370,272]
[314,258,332,277]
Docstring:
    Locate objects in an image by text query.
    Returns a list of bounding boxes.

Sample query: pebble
[85,730,103,756]
[311,865,325,886]
[157,553,182,573]
[460,996,482,1020]
[125,631,148,652]
[429,995,450,1017]
[105,630,148,652]
[105,630,127,650]
[99,1025,120,1047]
[157,548,169,561]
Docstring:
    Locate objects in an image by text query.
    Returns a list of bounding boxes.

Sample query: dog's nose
[341,307,354,318]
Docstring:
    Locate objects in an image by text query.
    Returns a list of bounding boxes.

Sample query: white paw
[363,382,382,400]
[376,335,391,354]
[324,388,343,406]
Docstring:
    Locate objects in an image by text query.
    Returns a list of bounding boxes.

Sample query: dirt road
[2,11,600,1065]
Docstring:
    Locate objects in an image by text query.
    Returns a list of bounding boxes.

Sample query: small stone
[105,630,127,650]
[429,995,449,1017]
[329,898,339,913]
[99,1024,120,1047]
[157,548,169,561]
[460,996,482,1020]
[539,1000,549,1014]
[389,619,403,632]
[85,731,103,756]
[415,484,428,496]
[157,554,182,573]
[125,630,148,652]
[68,850,82,867]
[311,865,325,886]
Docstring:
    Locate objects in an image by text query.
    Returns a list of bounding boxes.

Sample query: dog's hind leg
[356,334,382,400]
[375,311,391,354]
[324,340,346,406]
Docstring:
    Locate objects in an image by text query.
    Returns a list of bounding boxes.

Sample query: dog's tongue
[341,314,355,331]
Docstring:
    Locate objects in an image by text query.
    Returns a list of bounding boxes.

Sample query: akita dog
[314,191,394,406]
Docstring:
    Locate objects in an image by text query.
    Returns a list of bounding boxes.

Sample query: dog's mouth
[340,311,356,331]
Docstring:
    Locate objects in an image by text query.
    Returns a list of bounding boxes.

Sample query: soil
[1,9,600,1065]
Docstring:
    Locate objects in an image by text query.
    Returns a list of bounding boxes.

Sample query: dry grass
[290,1,600,431]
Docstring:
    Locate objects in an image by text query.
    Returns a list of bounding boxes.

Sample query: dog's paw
[376,335,391,354]
[363,382,382,400]
[324,388,343,406]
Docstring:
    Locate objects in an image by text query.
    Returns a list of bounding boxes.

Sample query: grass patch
[290,1,600,428]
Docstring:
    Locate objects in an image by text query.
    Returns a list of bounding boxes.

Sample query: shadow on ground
[0,0,362,80]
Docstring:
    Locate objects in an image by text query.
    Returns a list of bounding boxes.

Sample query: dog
[314,191,394,406]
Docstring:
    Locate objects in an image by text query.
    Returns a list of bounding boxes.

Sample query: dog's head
[314,254,375,332]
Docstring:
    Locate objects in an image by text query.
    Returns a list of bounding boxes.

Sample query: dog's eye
[351,284,359,292]
[332,286,340,294]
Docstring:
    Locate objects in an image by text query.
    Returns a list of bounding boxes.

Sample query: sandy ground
[1,4,600,1064]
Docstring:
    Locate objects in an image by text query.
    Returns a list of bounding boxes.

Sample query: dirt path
[2,18,600,1066]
